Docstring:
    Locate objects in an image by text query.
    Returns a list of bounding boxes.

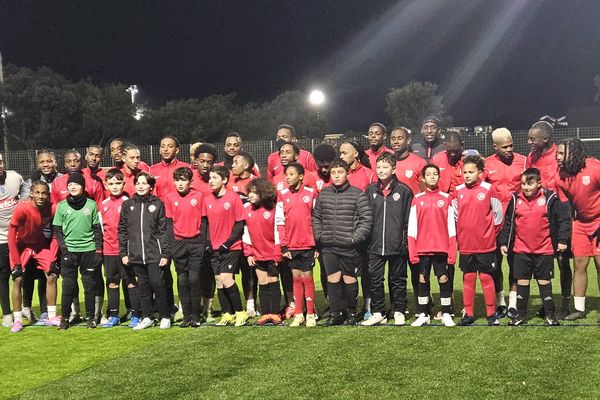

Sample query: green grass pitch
[2,261,600,400]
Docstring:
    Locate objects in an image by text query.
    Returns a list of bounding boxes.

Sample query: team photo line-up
[1,115,599,332]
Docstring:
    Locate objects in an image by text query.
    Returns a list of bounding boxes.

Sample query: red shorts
[12,248,55,272]
[571,220,600,257]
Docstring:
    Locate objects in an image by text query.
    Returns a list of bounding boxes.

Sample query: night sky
[1,0,600,131]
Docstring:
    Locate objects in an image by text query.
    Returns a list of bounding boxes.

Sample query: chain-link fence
[3,127,600,179]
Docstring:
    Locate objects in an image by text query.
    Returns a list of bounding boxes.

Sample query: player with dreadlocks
[555,138,600,321]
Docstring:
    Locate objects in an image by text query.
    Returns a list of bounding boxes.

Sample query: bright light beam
[309,90,325,106]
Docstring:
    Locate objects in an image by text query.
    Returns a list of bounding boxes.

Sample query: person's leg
[0,244,12,317]
[556,253,572,314]
[163,260,176,315]
[322,252,343,322]
[359,251,371,316]
[147,263,169,319]
[278,258,294,313]
[516,279,531,319]
[240,256,255,313]
[367,254,386,317]
[388,255,408,315]
[37,269,47,315]
[132,264,152,317]
[60,256,79,320]
[572,256,589,314]
[104,256,122,319]
[342,255,360,322]
[292,268,304,315]
[79,252,100,320]
[187,246,204,321]
[44,271,58,320]
[256,268,271,315]
[493,247,506,312]
[94,264,105,322]
[121,264,140,318]
[219,252,243,314]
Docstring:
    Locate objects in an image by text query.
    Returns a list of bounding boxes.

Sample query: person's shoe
[234,311,248,327]
[190,318,201,328]
[361,312,387,326]
[536,306,546,319]
[58,318,69,330]
[216,313,235,326]
[46,316,62,327]
[11,320,23,333]
[290,314,305,327]
[22,309,35,323]
[2,314,13,328]
[325,312,345,326]
[271,314,284,326]
[204,312,216,324]
[564,310,585,321]
[458,315,475,326]
[86,319,97,329]
[69,314,82,325]
[306,313,317,327]
[362,310,373,321]
[180,317,191,328]
[508,315,526,326]
[246,309,257,318]
[159,318,171,330]
[507,307,518,319]
[411,313,430,327]
[101,316,120,328]
[120,309,133,323]
[393,312,405,326]
[284,306,295,320]
[94,314,103,325]
[433,311,443,321]
[173,309,184,322]
[545,316,560,326]
[487,315,500,326]
[441,313,456,327]
[129,316,141,328]
[34,312,49,326]
[256,314,272,326]
[133,317,154,331]
[344,312,359,326]
[557,298,570,320]
[495,305,507,319]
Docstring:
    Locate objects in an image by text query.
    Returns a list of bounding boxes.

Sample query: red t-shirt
[99,195,128,256]
[395,153,427,195]
[242,202,282,261]
[348,163,377,192]
[8,201,55,266]
[275,185,317,250]
[365,145,393,172]
[267,149,317,181]
[484,153,527,212]
[527,144,559,191]
[164,190,204,240]
[512,189,554,255]
[227,174,257,196]
[432,151,464,196]
[556,157,600,225]
[202,189,245,250]
[149,159,191,201]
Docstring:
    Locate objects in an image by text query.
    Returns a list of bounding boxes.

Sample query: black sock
[539,283,555,318]
[224,283,243,313]
[439,280,452,314]
[259,284,271,314]
[270,282,281,315]
[328,281,343,314]
[516,284,530,318]
[107,286,120,317]
[128,286,141,317]
[217,288,231,314]
[344,281,359,314]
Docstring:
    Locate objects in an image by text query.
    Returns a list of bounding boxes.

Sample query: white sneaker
[290,314,305,327]
[411,313,430,327]
[100,316,109,325]
[22,309,34,322]
[159,318,171,330]
[393,312,406,326]
[2,314,13,328]
[132,317,154,331]
[360,312,387,326]
[441,313,455,327]
[246,309,257,318]
[306,314,317,327]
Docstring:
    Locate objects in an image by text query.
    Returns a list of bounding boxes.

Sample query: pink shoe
[11,320,23,333]
[46,316,62,327]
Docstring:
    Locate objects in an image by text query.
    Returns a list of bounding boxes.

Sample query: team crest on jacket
[232,185,239,192]
[174,201,179,207]
[263,211,271,219]
[223,202,231,210]
[277,182,284,190]
[537,198,546,206]
[437,200,445,207]
[477,192,486,201]
[130,205,135,211]
[148,205,156,213]
[405,170,413,178]
[191,199,197,206]
[583,176,590,185]
[303,195,310,203]
[392,193,400,201]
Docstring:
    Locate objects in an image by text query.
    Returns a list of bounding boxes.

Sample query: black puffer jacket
[312,182,373,253]
[118,194,169,264]
[366,177,413,256]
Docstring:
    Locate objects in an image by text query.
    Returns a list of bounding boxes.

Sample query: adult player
[217,132,260,177]
[150,135,190,201]
[412,116,445,162]
[365,123,393,169]
[266,124,317,181]
[431,131,465,196]
[51,150,104,205]
[389,126,426,195]
[81,145,106,196]
[20,150,62,200]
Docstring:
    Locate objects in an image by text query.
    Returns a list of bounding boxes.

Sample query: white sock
[496,291,506,307]
[22,307,31,319]
[289,301,295,309]
[48,306,57,319]
[508,291,517,309]
[574,296,585,312]
[246,299,255,311]
[13,311,22,322]
[71,300,80,315]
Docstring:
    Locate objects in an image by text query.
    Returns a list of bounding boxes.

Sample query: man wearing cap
[412,116,445,162]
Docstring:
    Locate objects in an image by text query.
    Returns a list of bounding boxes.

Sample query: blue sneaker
[129,316,141,328]
[34,312,49,326]
[102,316,121,328]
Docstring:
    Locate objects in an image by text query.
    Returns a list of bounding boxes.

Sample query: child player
[499,168,569,325]
[452,156,503,326]
[119,172,171,330]
[313,159,373,326]
[53,172,103,329]
[202,165,247,326]
[9,181,61,332]
[99,169,141,328]
[243,178,284,325]
[362,153,413,326]
[276,162,318,327]
[407,165,457,327]
[165,167,205,327]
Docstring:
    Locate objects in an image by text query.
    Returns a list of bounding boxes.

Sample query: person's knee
[537,279,551,285]
[438,274,448,284]
[517,279,530,286]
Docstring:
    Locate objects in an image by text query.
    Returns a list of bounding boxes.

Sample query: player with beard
[313,143,336,192]
[555,138,600,321]
[412,116,445,162]
[267,124,317,181]
[365,123,393,169]
[390,127,426,195]
[217,132,261,177]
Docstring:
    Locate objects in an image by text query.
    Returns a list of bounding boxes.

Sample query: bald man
[484,128,526,318]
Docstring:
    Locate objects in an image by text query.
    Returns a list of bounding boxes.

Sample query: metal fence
[4,127,600,179]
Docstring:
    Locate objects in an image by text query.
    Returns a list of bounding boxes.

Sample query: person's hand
[557,243,567,253]
[159,257,169,267]
[247,256,256,267]
[122,256,129,266]
[282,251,292,260]
[500,246,508,256]
[49,262,60,276]
[11,265,23,280]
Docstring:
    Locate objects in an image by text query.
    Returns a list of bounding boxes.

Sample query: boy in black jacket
[312,159,373,326]
[362,153,413,326]
[498,168,570,326]
[119,172,170,330]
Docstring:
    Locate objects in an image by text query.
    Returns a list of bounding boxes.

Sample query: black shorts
[418,254,449,277]
[211,250,241,275]
[289,249,315,272]
[459,252,497,274]
[254,260,279,277]
[171,236,204,274]
[513,253,554,280]
[322,251,361,278]
[104,255,136,286]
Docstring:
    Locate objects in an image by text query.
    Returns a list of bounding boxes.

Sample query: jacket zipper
[381,197,387,256]
[333,190,338,247]
[140,204,146,264]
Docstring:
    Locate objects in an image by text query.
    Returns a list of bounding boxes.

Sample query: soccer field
[2,264,600,400]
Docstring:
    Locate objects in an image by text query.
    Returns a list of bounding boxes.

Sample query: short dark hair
[329,159,350,172]
[193,143,218,160]
[444,131,463,144]
[391,127,411,137]
[421,163,440,177]
[121,142,140,155]
[280,141,300,156]
[313,144,337,162]
[246,178,278,210]
[277,124,296,136]
[531,121,553,137]
[161,135,181,148]
[105,168,124,181]
[225,131,242,141]
[285,162,305,176]
[462,155,485,171]
[235,151,255,171]
[173,167,193,181]
[369,122,387,134]
[30,180,50,192]
[134,171,156,187]
[522,167,541,183]
[376,152,397,166]
[210,165,230,182]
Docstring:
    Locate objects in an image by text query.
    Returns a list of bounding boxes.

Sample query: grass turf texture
[2,261,600,399]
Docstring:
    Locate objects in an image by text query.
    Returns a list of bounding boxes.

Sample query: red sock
[463,272,476,316]
[302,275,316,314]
[479,272,497,317]
[292,276,304,315]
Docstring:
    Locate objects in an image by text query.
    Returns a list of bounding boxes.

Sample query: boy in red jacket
[453,156,504,326]
[408,164,457,327]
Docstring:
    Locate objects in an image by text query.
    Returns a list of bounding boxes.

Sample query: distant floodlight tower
[308,89,325,120]
[126,84,138,104]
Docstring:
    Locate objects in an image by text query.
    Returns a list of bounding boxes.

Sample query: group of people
[1,115,598,331]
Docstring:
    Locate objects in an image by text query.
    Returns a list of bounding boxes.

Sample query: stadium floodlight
[126,84,139,104]
[308,89,325,106]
